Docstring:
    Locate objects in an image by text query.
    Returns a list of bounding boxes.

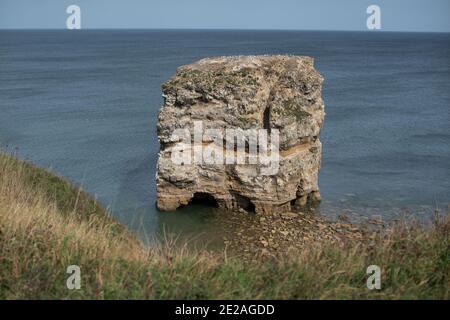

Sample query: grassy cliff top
[0,152,448,299]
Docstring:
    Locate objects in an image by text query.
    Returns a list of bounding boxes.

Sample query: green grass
[0,152,449,299]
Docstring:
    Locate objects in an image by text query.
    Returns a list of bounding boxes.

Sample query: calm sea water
[1,30,449,240]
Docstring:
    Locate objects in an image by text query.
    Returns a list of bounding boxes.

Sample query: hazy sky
[1,0,449,32]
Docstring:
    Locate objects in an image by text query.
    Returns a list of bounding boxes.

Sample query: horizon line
[1,27,449,34]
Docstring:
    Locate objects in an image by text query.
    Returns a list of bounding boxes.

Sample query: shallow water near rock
[1,30,449,245]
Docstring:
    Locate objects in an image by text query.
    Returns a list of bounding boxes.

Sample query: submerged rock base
[156,55,324,214]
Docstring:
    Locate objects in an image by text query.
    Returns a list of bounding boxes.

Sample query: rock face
[156,55,324,214]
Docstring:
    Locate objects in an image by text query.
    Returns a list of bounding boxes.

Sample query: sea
[1,30,449,242]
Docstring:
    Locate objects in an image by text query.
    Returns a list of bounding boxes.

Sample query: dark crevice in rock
[189,192,219,208]
[263,105,271,132]
[233,193,256,213]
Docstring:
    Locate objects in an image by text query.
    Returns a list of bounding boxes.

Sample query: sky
[0,0,449,32]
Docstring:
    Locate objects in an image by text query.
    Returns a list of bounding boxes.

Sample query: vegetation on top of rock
[276,98,312,122]
[163,66,259,96]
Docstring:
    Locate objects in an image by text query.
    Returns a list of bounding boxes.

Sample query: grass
[0,152,449,299]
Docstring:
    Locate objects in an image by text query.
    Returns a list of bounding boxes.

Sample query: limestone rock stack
[156,55,324,214]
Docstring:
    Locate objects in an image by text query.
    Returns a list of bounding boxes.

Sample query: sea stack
[156,55,324,214]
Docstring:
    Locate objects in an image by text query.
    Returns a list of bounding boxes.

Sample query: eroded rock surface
[156,55,325,214]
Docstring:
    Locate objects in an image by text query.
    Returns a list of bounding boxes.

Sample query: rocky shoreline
[215,208,381,260]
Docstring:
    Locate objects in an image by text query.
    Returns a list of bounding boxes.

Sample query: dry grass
[0,152,448,299]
